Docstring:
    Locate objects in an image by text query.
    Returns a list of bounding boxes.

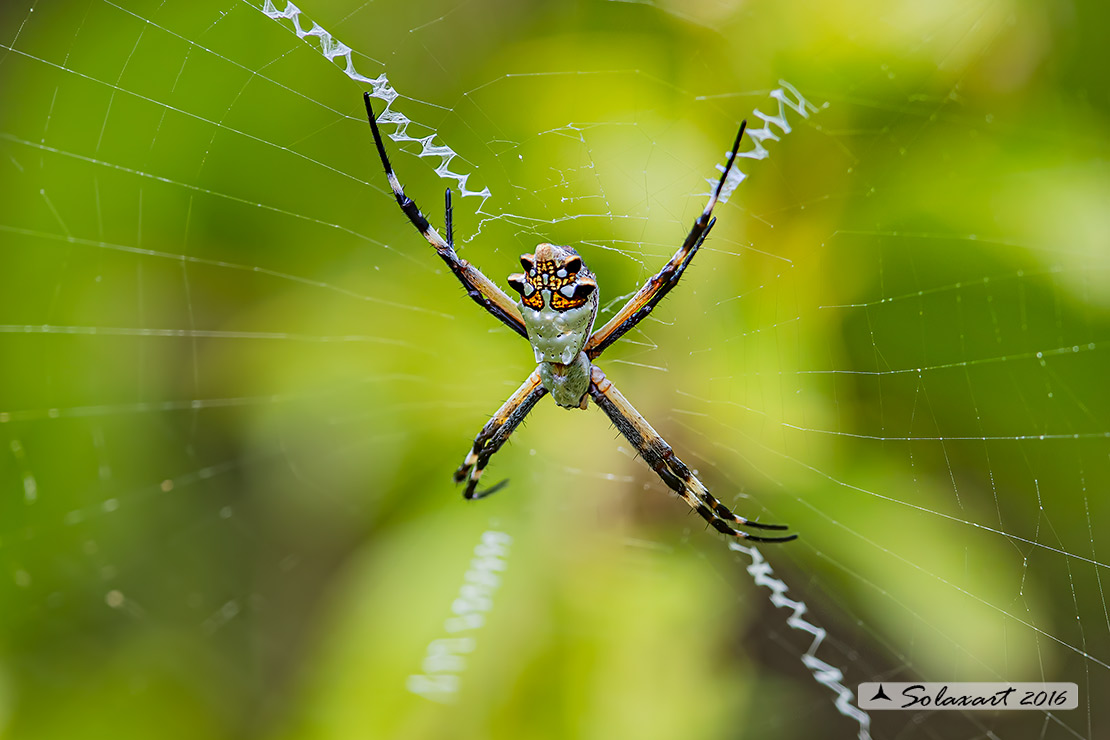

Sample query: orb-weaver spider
[364,93,795,543]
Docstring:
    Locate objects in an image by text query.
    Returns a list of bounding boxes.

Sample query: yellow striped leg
[588,365,795,542]
[455,370,548,499]
[364,93,528,339]
[585,121,747,360]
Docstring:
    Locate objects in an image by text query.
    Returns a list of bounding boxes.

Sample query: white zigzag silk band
[259,0,492,202]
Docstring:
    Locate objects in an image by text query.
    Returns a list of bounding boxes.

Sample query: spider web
[1,0,1108,738]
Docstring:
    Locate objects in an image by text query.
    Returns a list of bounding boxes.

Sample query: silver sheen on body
[363,91,795,543]
[508,243,599,409]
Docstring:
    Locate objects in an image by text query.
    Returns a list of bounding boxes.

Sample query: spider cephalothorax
[363,92,796,543]
[506,244,599,409]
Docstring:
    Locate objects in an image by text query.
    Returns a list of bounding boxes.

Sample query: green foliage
[1,0,1108,738]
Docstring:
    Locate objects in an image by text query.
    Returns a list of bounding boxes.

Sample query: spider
[363,93,795,543]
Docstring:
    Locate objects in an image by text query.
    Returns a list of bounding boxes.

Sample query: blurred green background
[1,0,1109,738]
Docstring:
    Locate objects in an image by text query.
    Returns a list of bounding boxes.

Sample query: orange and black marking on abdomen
[508,247,596,312]
[520,284,545,310]
[534,260,594,311]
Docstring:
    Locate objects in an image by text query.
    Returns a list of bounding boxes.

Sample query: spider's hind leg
[654,442,796,543]
[588,366,796,543]
[454,369,549,500]
[664,450,790,532]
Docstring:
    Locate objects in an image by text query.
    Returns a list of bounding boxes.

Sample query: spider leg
[587,365,795,542]
[445,188,454,249]
[363,93,528,339]
[454,369,549,500]
[584,121,747,360]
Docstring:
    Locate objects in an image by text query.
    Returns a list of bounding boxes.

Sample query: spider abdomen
[522,301,596,407]
[506,243,600,407]
[509,243,599,361]
[520,303,595,364]
[538,353,592,409]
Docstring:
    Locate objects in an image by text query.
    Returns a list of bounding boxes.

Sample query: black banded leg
[362,93,529,340]
[662,449,790,533]
[445,188,454,249]
[587,366,795,543]
[585,120,747,360]
[454,370,549,500]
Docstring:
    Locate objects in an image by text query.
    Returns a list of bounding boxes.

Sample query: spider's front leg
[363,93,529,340]
[585,120,747,360]
[588,365,795,542]
[454,369,549,499]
